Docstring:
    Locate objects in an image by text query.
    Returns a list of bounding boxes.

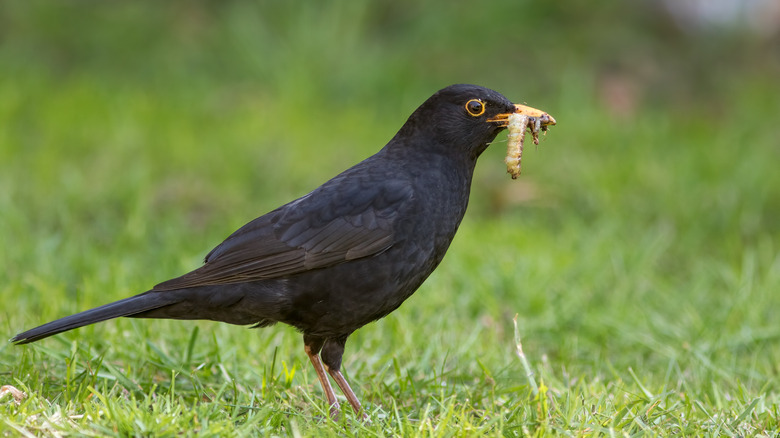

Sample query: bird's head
[394,84,556,160]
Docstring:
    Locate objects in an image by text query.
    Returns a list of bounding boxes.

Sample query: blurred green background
[1,0,779,435]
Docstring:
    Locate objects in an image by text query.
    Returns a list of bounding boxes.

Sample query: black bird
[12,84,556,417]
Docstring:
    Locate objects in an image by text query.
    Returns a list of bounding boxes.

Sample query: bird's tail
[11,291,177,345]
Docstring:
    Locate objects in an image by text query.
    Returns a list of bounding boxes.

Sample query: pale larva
[505,113,529,179]
[505,113,548,179]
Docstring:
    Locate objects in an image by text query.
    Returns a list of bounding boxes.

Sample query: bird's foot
[328,401,341,421]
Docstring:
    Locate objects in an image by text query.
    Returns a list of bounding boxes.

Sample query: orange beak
[487,104,557,128]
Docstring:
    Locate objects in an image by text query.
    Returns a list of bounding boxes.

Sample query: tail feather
[12,292,177,345]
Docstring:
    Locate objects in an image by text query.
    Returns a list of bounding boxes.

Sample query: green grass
[2,2,780,436]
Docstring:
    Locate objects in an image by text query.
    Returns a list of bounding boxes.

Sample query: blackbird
[13,84,556,417]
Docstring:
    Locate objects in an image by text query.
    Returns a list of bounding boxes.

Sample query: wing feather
[154,170,413,291]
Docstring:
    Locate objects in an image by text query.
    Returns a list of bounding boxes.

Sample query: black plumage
[12,84,555,417]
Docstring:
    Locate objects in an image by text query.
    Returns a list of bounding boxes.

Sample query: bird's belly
[280,238,441,337]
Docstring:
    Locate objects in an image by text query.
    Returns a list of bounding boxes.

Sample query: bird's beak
[487,104,557,128]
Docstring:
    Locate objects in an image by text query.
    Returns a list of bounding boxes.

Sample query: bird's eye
[465,99,485,117]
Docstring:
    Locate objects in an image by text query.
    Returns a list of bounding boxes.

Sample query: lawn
[1,2,779,436]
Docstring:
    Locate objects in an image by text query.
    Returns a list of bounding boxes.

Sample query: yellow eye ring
[465,99,485,117]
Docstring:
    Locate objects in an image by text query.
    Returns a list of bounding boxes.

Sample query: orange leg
[326,365,367,419]
[304,344,340,419]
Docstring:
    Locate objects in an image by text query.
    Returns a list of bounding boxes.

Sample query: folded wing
[153,172,413,290]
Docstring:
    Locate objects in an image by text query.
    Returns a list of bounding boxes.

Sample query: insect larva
[505,113,529,179]
[505,113,549,179]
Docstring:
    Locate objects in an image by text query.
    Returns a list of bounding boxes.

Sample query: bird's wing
[153,172,413,291]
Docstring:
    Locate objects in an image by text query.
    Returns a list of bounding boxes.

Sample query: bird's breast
[281,152,476,336]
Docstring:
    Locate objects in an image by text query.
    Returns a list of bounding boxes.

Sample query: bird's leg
[328,368,364,416]
[322,337,367,419]
[303,335,340,419]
